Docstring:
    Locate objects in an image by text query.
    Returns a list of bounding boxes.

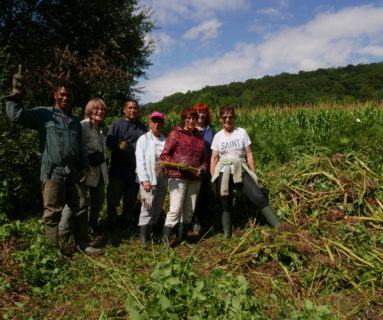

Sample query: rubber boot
[139,225,149,245]
[260,205,280,228]
[221,211,232,239]
[162,225,173,246]
[73,213,102,256]
[178,223,192,244]
[44,224,59,247]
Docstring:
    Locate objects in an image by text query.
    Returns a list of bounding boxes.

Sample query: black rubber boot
[221,211,232,239]
[44,224,59,247]
[162,225,173,246]
[139,225,149,245]
[73,214,102,256]
[178,223,192,244]
[260,205,280,228]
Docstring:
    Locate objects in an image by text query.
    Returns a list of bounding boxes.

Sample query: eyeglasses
[93,107,106,113]
[221,116,234,120]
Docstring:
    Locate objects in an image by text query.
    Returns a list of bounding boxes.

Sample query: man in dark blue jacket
[4,68,101,256]
[106,99,146,229]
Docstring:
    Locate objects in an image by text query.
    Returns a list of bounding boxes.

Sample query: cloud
[140,0,249,24]
[358,45,383,56]
[183,19,222,41]
[152,32,176,55]
[256,8,282,17]
[141,4,383,103]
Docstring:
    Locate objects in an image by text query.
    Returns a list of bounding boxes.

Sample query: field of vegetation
[1,102,383,319]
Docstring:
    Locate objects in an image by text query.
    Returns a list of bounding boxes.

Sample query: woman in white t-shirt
[210,106,280,238]
[135,112,167,245]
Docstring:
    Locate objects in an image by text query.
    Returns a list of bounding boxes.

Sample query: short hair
[84,98,107,119]
[193,103,212,124]
[181,107,197,125]
[219,106,235,118]
[53,79,75,93]
[124,98,139,108]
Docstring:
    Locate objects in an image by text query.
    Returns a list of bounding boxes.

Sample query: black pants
[192,173,216,228]
[217,171,269,212]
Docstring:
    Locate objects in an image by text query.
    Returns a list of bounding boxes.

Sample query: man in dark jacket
[3,68,101,256]
[106,99,146,228]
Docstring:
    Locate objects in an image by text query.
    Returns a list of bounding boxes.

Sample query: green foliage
[125,254,261,319]
[287,300,332,320]
[1,0,154,114]
[0,48,42,219]
[143,62,383,111]
[0,217,70,298]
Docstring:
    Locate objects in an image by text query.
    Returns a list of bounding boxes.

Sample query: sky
[137,0,383,104]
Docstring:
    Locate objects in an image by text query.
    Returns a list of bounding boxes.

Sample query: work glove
[141,192,154,210]
[12,64,23,94]
[79,170,88,183]
[119,140,127,150]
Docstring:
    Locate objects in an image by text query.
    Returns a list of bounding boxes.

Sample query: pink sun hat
[149,111,165,120]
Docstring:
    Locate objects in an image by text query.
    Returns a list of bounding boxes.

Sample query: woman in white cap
[135,111,167,245]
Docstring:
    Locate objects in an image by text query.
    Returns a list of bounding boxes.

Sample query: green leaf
[158,294,170,310]
[165,276,181,286]
[270,294,278,302]
[305,299,314,310]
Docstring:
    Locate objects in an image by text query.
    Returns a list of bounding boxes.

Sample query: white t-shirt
[211,127,251,159]
[154,135,166,162]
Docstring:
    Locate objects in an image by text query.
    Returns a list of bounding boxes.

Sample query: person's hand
[142,181,151,192]
[198,166,207,177]
[252,170,264,188]
[79,170,88,183]
[119,140,127,150]
[12,64,23,94]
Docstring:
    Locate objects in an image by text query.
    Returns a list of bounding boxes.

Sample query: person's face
[124,101,139,121]
[149,117,164,137]
[54,87,73,112]
[219,111,235,132]
[183,114,197,132]
[196,110,207,126]
[91,104,106,123]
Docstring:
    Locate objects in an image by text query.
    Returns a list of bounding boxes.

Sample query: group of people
[4,73,281,256]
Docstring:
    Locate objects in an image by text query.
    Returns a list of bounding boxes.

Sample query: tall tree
[0,0,154,112]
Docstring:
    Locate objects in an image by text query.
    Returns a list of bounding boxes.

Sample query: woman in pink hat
[135,111,167,245]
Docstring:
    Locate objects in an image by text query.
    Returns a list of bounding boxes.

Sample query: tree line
[143,62,383,113]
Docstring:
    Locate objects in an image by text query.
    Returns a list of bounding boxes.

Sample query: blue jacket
[106,117,146,181]
[4,93,89,183]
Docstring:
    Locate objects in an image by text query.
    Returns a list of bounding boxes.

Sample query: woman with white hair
[59,98,108,240]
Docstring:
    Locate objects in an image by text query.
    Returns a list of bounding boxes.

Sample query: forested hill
[143,62,383,113]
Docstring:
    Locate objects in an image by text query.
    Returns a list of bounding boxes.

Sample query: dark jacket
[4,93,89,183]
[198,125,216,168]
[160,125,207,180]
[106,117,146,181]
